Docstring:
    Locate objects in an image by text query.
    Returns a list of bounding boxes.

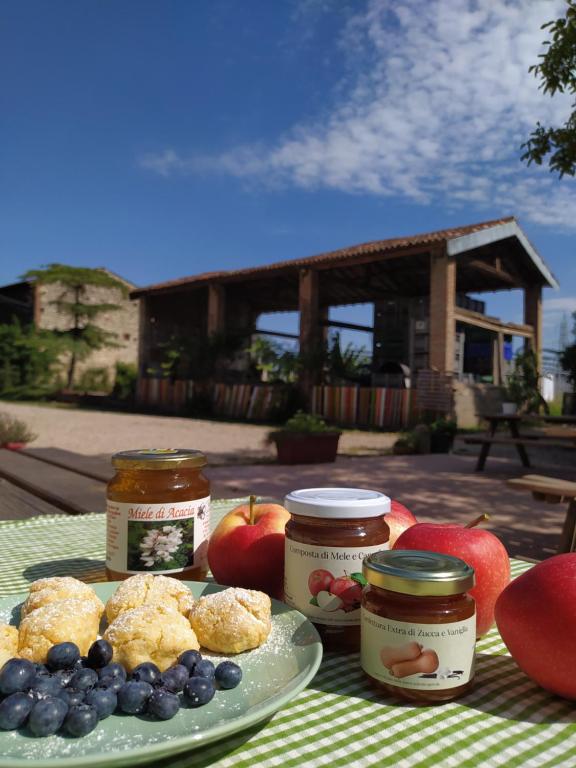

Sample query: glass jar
[106,448,210,582]
[284,488,390,652]
[361,550,476,703]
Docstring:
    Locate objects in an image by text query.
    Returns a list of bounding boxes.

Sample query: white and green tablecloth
[2,503,576,768]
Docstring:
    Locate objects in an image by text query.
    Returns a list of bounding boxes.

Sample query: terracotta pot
[270,431,341,464]
[2,442,26,451]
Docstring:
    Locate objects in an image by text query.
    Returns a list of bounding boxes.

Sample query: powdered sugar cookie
[0,624,18,668]
[21,576,104,620]
[18,599,101,663]
[105,573,195,624]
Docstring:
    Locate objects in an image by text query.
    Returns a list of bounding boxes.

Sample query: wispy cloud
[140,0,576,228]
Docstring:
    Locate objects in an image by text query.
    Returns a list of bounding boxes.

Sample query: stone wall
[36,278,139,388]
[453,380,504,428]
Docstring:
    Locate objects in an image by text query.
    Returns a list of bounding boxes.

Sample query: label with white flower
[106,496,211,574]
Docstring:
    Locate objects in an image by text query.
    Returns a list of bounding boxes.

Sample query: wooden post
[207,284,226,336]
[299,269,320,399]
[429,249,456,373]
[492,332,504,385]
[523,285,542,362]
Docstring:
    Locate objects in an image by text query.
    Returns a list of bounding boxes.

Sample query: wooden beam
[466,259,519,287]
[454,307,534,339]
[207,284,226,335]
[429,250,456,373]
[319,319,374,334]
[254,329,299,340]
[524,284,542,360]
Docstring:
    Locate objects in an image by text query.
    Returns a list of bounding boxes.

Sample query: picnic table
[464,414,576,472]
[2,504,576,767]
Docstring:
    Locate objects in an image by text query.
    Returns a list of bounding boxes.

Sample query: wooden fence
[137,378,420,429]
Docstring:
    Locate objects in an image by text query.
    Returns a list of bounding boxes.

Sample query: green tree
[0,320,62,395]
[22,264,128,388]
[522,1,576,177]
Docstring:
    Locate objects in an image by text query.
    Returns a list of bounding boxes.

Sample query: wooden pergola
[132,217,557,393]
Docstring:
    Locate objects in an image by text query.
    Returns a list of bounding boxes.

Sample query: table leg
[558,498,576,553]
[476,442,491,472]
[509,420,531,468]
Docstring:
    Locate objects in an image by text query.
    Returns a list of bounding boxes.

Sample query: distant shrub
[76,367,110,393]
[112,362,138,401]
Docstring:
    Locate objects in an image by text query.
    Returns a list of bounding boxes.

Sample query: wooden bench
[463,435,574,472]
[507,475,576,553]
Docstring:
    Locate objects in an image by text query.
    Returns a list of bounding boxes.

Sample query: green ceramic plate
[0,582,323,768]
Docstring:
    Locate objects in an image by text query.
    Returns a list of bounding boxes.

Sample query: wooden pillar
[523,285,542,362]
[493,332,504,385]
[299,269,320,398]
[207,284,226,336]
[429,250,456,373]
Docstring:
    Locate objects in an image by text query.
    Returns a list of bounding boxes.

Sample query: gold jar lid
[111,448,207,470]
[363,550,475,597]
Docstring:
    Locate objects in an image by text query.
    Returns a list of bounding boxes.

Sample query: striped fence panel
[312,385,419,429]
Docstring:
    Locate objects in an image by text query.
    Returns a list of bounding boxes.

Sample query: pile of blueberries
[0,639,242,738]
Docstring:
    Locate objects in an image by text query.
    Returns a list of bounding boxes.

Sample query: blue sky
[1,0,575,352]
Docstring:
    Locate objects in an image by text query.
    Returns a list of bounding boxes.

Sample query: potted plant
[428,417,458,454]
[0,412,37,450]
[504,349,549,415]
[267,411,342,464]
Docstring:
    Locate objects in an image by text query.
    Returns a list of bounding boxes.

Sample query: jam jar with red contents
[106,449,210,582]
[361,550,476,703]
[283,488,390,652]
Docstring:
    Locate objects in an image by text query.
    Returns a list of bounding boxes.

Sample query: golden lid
[363,550,475,597]
[111,448,207,470]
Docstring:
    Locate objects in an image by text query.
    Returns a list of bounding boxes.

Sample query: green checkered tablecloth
[2,504,576,767]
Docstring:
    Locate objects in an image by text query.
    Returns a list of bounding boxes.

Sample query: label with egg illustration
[360,609,476,689]
[106,496,210,575]
[284,541,388,625]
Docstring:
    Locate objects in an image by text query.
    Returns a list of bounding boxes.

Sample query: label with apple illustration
[361,609,476,690]
[284,541,388,625]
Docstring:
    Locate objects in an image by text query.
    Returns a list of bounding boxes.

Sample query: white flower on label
[316,590,344,612]
[139,525,184,567]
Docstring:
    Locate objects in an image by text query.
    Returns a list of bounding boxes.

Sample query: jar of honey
[284,488,390,652]
[361,550,476,703]
[106,448,210,582]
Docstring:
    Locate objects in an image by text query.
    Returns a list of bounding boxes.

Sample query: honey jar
[361,550,476,703]
[106,448,210,582]
[284,488,390,652]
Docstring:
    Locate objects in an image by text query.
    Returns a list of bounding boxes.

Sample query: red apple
[385,500,417,547]
[394,520,510,637]
[308,569,334,596]
[208,496,290,599]
[495,554,576,700]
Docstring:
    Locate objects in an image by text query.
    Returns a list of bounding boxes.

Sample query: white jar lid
[284,487,390,519]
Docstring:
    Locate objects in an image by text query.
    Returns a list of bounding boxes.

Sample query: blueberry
[70,668,98,691]
[84,688,117,719]
[183,677,215,708]
[0,659,36,695]
[192,659,215,679]
[64,704,98,737]
[214,661,242,690]
[57,688,86,707]
[87,640,113,670]
[0,692,34,730]
[117,681,153,714]
[147,689,180,720]
[73,657,90,670]
[98,663,126,682]
[29,674,63,699]
[159,665,188,693]
[28,697,68,736]
[178,650,202,673]
[131,662,161,686]
[97,676,123,694]
[34,663,48,674]
[53,668,75,687]
[47,642,80,671]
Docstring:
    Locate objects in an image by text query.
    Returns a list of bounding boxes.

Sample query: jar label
[284,541,388,626]
[361,608,476,690]
[106,496,211,574]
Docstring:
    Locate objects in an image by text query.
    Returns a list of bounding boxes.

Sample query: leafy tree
[0,319,62,396]
[22,264,128,388]
[522,1,576,176]
[560,311,576,391]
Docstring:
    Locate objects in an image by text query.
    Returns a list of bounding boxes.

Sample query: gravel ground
[0,402,398,464]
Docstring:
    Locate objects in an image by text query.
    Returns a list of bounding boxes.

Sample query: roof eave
[447,221,559,289]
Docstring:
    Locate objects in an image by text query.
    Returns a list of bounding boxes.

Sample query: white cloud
[140,0,576,228]
[544,297,576,314]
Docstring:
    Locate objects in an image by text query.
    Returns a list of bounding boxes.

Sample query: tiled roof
[132,217,518,297]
